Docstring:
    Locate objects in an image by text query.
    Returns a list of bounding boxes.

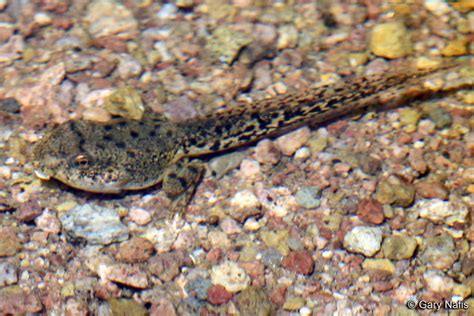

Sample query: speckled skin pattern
[32,63,471,211]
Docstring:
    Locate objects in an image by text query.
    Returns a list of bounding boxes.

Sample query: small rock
[150,299,177,316]
[370,21,412,59]
[294,147,311,161]
[399,108,422,127]
[108,298,148,316]
[208,231,231,249]
[220,218,242,235]
[209,152,245,178]
[104,264,148,288]
[275,126,311,156]
[207,284,233,305]
[84,0,138,40]
[283,297,306,311]
[0,286,42,314]
[423,270,454,293]
[255,139,281,165]
[427,108,452,129]
[295,186,321,209]
[35,210,61,234]
[148,252,185,282]
[104,87,144,120]
[381,235,418,260]
[185,277,212,301]
[408,149,428,174]
[236,287,272,316]
[210,261,250,293]
[261,230,289,256]
[308,128,328,155]
[441,37,468,57]
[0,229,22,257]
[229,190,261,222]
[128,208,152,226]
[277,24,298,49]
[117,54,143,79]
[375,176,415,207]
[417,198,469,227]
[357,198,384,224]
[414,181,449,200]
[82,107,112,123]
[0,98,20,113]
[206,26,252,64]
[282,251,314,275]
[0,262,17,287]
[357,153,382,175]
[116,237,154,263]
[270,286,287,306]
[344,226,383,257]
[420,234,458,271]
[60,204,129,245]
[362,259,395,275]
[239,159,261,179]
[163,96,197,122]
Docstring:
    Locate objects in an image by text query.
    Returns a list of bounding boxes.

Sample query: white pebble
[343,226,382,257]
[129,208,152,225]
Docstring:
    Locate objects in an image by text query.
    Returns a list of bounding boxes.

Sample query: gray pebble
[0,261,17,287]
[60,204,129,245]
[261,248,282,268]
[295,186,321,209]
[209,152,245,178]
[185,277,212,301]
[428,108,452,129]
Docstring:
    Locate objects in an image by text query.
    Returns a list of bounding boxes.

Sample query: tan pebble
[82,107,112,123]
[0,166,11,179]
[129,208,151,225]
[441,37,468,57]
[294,147,311,161]
[334,163,351,174]
[239,159,261,179]
[255,139,281,165]
[275,126,311,156]
[370,21,412,59]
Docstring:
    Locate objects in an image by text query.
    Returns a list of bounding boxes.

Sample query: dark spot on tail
[116,142,126,149]
[130,130,139,138]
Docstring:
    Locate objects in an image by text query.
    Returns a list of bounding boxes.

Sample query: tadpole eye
[73,154,90,168]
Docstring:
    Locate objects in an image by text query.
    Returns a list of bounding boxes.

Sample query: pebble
[362,259,395,275]
[399,108,422,128]
[261,229,289,256]
[239,159,261,179]
[117,54,143,80]
[343,226,383,257]
[417,199,469,227]
[295,186,321,209]
[408,149,428,174]
[148,252,184,282]
[420,235,458,271]
[441,37,468,57]
[0,262,17,287]
[82,107,112,123]
[275,126,311,156]
[283,297,306,311]
[369,21,412,59]
[108,298,148,316]
[210,261,250,293]
[375,176,415,207]
[207,284,233,305]
[84,0,138,40]
[358,154,382,176]
[414,181,449,200]
[60,204,129,245]
[104,87,144,120]
[308,128,328,155]
[206,26,252,64]
[0,286,42,314]
[128,207,152,226]
[281,251,314,275]
[35,210,61,234]
[255,139,281,165]
[423,270,454,293]
[0,98,20,113]
[294,147,311,161]
[229,190,261,222]
[116,237,154,263]
[185,277,212,301]
[236,287,272,316]
[208,231,231,249]
[0,229,22,257]
[356,198,384,225]
[427,108,452,129]
[220,217,242,235]
[209,152,245,178]
[381,235,418,260]
[104,264,149,288]
[277,24,298,49]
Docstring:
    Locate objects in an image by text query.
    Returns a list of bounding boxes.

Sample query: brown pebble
[116,237,154,263]
[358,153,382,175]
[270,286,287,305]
[150,299,177,316]
[282,251,314,275]
[148,252,185,282]
[414,181,449,200]
[408,149,428,174]
[206,248,222,263]
[207,284,233,305]
[255,139,281,165]
[357,198,384,224]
